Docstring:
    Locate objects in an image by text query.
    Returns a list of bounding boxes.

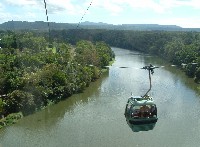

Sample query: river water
[0,47,200,147]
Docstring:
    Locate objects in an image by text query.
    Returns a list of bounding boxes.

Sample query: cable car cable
[43,0,50,44]
[76,0,93,29]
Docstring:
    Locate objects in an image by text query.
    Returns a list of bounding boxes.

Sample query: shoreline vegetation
[53,29,200,83]
[0,31,115,128]
[1,28,200,128]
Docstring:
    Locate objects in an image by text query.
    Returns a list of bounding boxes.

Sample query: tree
[5,90,36,115]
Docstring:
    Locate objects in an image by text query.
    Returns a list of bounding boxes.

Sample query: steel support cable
[76,0,93,29]
[43,0,50,43]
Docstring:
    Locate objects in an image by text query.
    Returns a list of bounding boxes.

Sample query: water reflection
[126,119,157,132]
[1,48,200,147]
[125,108,158,132]
[3,71,109,131]
[143,55,200,96]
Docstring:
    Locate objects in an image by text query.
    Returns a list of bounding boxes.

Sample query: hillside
[1,21,200,32]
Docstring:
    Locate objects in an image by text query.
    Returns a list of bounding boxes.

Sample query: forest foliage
[1,28,200,120]
[51,29,200,83]
[0,31,114,117]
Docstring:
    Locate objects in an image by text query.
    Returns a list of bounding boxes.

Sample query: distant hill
[0,21,77,31]
[1,21,200,32]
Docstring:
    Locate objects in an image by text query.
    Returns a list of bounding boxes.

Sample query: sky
[0,0,200,28]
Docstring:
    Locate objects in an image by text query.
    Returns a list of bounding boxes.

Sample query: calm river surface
[1,47,200,147]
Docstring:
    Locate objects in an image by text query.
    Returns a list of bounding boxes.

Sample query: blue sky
[0,0,200,28]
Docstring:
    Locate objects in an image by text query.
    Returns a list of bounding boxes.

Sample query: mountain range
[0,21,200,32]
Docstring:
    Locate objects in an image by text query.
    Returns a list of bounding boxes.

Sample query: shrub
[5,90,36,115]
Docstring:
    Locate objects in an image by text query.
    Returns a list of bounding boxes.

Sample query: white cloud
[37,0,88,16]
[1,0,200,28]
[0,2,3,8]
[0,12,21,22]
[92,0,165,14]
[155,0,200,11]
[186,0,200,9]
[126,0,164,13]
[148,16,200,28]
[0,0,39,22]
[92,0,124,15]
[92,0,200,15]
[46,0,75,13]
[5,0,38,6]
[3,0,200,16]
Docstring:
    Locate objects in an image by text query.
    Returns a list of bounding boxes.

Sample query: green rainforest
[0,28,200,128]
[0,30,115,127]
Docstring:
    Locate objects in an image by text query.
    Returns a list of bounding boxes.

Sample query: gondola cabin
[125,95,158,125]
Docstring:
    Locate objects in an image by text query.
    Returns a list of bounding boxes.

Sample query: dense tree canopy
[50,29,200,83]
[1,28,200,123]
[0,31,114,117]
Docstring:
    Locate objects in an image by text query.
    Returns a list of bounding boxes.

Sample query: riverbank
[0,112,23,129]
[1,47,200,147]
[0,34,115,129]
[0,58,115,129]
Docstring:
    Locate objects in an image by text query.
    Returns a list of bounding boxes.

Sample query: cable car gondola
[124,64,158,125]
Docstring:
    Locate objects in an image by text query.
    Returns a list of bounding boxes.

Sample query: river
[0,47,200,147]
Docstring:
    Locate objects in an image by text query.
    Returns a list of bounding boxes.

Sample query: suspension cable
[76,0,93,29]
[43,0,93,32]
[43,0,50,44]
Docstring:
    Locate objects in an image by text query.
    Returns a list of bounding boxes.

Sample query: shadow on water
[124,99,158,133]
[126,119,157,132]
